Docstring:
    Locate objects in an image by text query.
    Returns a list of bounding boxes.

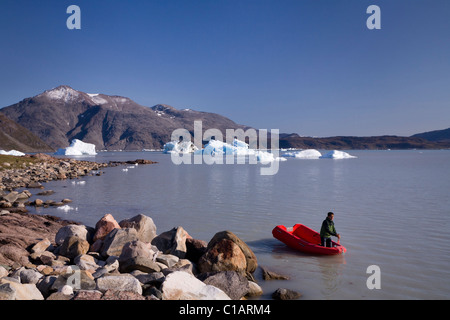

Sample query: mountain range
[0,85,449,152]
[0,85,250,151]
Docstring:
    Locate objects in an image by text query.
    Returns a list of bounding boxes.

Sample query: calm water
[26,150,450,300]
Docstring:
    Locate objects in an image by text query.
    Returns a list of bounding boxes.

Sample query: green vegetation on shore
[0,155,40,171]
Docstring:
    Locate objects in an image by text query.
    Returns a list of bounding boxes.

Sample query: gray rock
[272,288,301,300]
[160,271,230,300]
[96,275,142,295]
[119,214,157,243]
[30,238,52,254]
[156,254,179,268]
[74,254,104,272]
[261,266,290,280]
[134,272,165,285]
[1,191,19,203]
[51,270,96,292]
[151,226,190,259]
[55,224,89,245]
[118,240,161,273]
[198,271,249,300]
[0,283,16,300]
[36,275,57,298]
[59,236,90,260]
[0,266,9,278]
[16,268,43,284]
[101,228,139,258]
[247,281,263,297]
[0,278,44,300]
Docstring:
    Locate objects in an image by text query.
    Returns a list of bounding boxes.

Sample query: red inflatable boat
[272,224,346,255]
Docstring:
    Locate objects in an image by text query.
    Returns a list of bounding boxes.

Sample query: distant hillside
[1,85,448,151]
[1,85,250,151]
[0,113,54,152]
[278,134,447,150]
[411,127,450,143]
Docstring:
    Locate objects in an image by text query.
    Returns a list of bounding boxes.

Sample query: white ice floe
[196,139,285,163]
[0,149,26,156]
[57,205,78,212]
[55,139,97,156]
[163,141,198,154]
[71,181,86,185]
[320,150,357,159]
[283,149,322,159]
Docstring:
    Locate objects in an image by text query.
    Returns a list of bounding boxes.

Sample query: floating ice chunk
[0,149,26,156]
[284,149,322,159]
[320,150,357,159]
[55,139,97,156]
[198,139,282,163]
[199,139,253,156]
[57,205,78,212]
[163,141,198,154]
[71,180,86,185]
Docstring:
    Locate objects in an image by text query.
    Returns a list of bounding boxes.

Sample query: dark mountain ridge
[0,113,54,152]
[411,127,450,143]
[1,86,250,151]
[1,85,448,151]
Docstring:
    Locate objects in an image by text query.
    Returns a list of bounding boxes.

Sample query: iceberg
[55,139,97,156]
[0,149,26,156]
[163,141,198,154]
[197,139,283,163]
[199,139,255,156]
[284,149,322,159]
[320,150,357,159]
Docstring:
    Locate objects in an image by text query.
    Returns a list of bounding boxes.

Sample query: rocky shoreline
[0,212,267,300]
[0,154,298,300]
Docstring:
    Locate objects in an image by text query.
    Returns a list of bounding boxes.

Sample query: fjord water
[30,150,450,299]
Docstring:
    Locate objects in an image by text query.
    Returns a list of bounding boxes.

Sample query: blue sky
[1,0,449,137]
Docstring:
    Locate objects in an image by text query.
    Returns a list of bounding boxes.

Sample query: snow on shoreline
[0,149,26,156]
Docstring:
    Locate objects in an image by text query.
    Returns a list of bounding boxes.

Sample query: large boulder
[10,267,43,285]
[74,254,104,272]
[55,225,90,245]
[119,214,157,243]
[118,240,161,273]
[59,236,90,260]
[160,271,230,300]
[198,239,246,273]
[198,231,257,275]
[100,228,139,258]
[50,270,96,292]
[185,238,208,263]
[96,275,142,295]
[0,278,44,300]
[198,271,250,300]
[151,226,191,259]
[93,214,121,242]
[272,288,301,300]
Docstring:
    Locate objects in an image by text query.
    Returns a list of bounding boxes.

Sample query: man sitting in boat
[320,212,341,247]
